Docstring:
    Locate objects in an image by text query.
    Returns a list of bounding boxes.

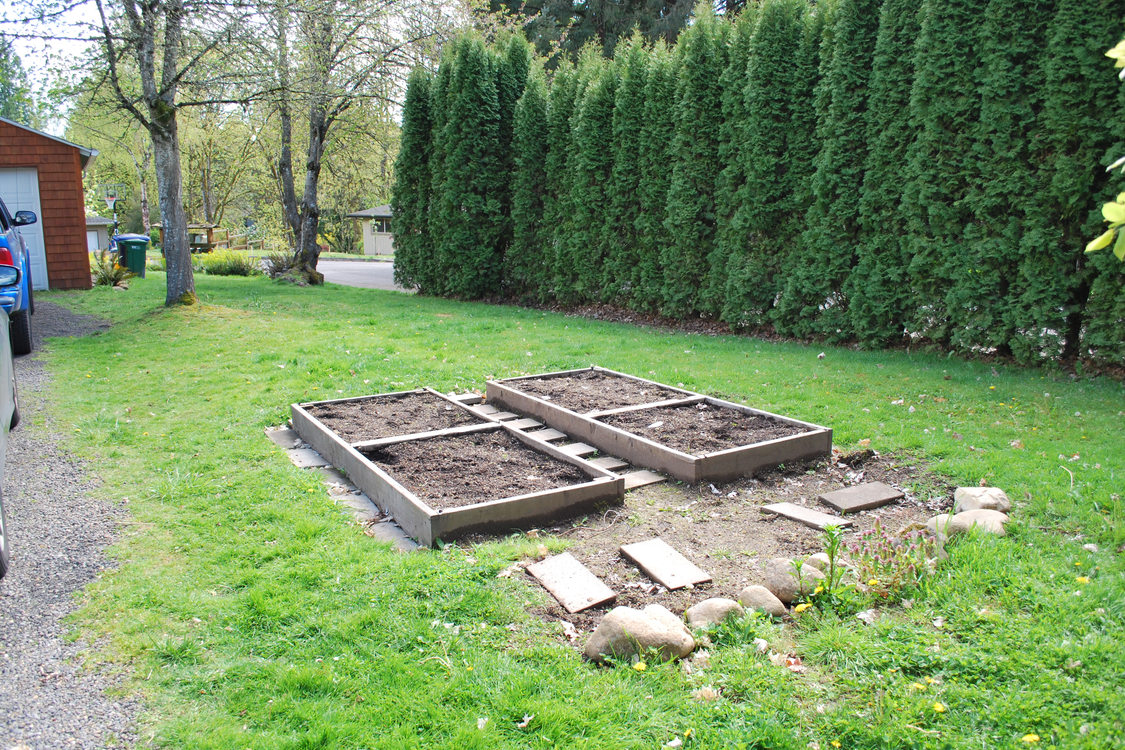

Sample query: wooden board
[527,428,567,442]
[623,470,664,490]
[558,442,597,457]
[761,502,853,530]
[527,552,616,613]
[619,538,711,590]
[818,481,904,513]
[589,456,629,472]
[506,417,543,430]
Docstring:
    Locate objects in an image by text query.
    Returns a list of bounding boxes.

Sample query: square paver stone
[761,502,853,530]
[818,481,904,513]
[527,552,616,613]
[619,538,711,590]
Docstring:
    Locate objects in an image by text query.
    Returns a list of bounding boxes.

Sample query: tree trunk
[152,118,194,305]
[292,99,328,284]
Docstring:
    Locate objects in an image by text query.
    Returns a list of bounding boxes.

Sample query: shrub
[195,250,261,277]
[91,250,135,287]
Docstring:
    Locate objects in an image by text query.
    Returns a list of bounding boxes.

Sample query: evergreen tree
[950,0,1054,358]
[1018,0,1125,363]
[566,52,617,303]
[426,45,457,295]
[632,41,677,311]
[602,34,650,303]
[391,68,434,292]
[506,63,550,301]
[660,4,729,317]
[846,0,921,345]
[433,36,505,299]
[706,8,757,317]
[721,0,803,327]
[774,0,880,339]
[544,61,579,299]
[495,35,533,268]
[900,0,990,345]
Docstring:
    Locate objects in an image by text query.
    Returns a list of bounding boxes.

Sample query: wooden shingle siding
[0,120,93,290]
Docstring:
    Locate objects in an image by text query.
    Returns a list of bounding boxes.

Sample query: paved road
[319,259,410,292]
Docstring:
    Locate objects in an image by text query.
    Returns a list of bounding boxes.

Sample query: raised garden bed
[292,394,622,546]
[504,367,693,414]
[487,367,832,483]
[300,388,485,444]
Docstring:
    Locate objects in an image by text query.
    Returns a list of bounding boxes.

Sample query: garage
[0,117,97,290]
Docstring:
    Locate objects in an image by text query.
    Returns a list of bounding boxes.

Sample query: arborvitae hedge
[660,7,729,318]
[393,2,1125,367]
[775,0,880,340]
[846,0,921,346]
[390,67,433,292]
[505,64,549,301]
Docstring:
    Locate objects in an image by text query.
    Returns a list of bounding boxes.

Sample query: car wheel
[0,488,10,579]
[10,309,31,356]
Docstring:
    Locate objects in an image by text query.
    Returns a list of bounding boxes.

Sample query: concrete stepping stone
[506,417,543,430]
[527,428,567,442]
[761,502,853,530]
[366,520,420,552]
[265,426,300,449]
[620,538,711,590]
[449,392,483,405]
[818,481,904,513]
[589,456,629,472]
[623,470,665,490]
[558,442,597,458]
[492,411,520,421]
[288,447,330,468]
[527,552,616,613]
[471,404,499,415]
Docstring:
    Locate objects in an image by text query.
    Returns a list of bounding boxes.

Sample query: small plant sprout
[849,519,938,601]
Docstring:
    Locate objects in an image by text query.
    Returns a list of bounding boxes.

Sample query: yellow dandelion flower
[923,676,937,684]
[794,603,813,614]
[1076,576,1090,584]
[867,579,880,587]
[633,661,647,672]
[989,385,996,390]
[831,742,841,749]
[932,702,946,713]
[814,585,824,595]
[910,682,927,691]
[1021,734,1040,743]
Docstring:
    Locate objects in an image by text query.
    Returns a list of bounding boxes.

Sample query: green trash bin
[114,234,150,278]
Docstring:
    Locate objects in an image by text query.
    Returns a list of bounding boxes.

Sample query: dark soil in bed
[363,430,591,509]
[507,370,687,413]
[596,401,809,455]
[304,391,481,442]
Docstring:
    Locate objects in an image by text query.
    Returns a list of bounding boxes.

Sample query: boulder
[763,558,825,605]
[927,509,1009,540]
[584,604,696,663]
[953,487,1011,513]
[737,585,787,617]
[685,598,744,629]
[804,552,831,572]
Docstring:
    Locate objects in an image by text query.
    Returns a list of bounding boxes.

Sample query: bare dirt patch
[363,430,591,509]
[506,370,686,413]
[304,391,481,442]
[481,451,952,634]
[596,401,808,456]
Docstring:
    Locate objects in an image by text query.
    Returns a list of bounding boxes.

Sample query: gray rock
[804,552,831,572]
[927,509,1009,540]
[584,604,696,663]
[684,598,744,629]
[763,557,825,605]
[953,487,1011,513]
[737,585,787,617]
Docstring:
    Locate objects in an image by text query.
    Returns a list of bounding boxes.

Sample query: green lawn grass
[36,273,1124,748]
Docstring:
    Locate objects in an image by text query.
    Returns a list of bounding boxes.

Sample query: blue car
[0,263,22,579]
[0,197,34,355]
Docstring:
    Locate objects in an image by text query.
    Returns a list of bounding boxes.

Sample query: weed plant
[35,274,1125,748]
[850,519,938,601]
[193,250,261,276]
[90,249,135,286]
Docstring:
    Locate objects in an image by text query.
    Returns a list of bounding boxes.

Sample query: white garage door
[0,168,49,290]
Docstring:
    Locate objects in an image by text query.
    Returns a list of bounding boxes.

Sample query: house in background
[86,215,114,253]
[0,116,97,290]
[346,205,394,257]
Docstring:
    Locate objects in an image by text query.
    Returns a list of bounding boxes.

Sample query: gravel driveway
[0,301,138,749]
